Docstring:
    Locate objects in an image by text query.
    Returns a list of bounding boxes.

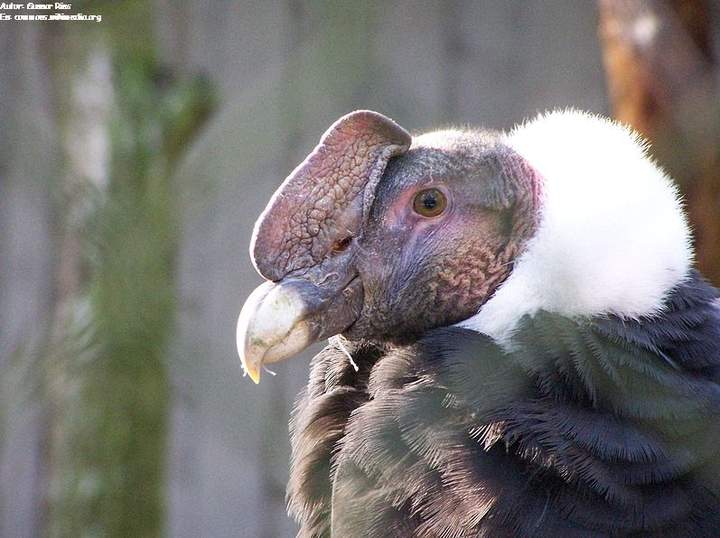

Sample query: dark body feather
[288,272,720,537]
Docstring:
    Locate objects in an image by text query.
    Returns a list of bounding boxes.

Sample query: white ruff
[460,109,693,343]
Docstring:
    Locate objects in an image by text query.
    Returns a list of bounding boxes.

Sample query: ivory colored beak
[236,281,315,384]
[237,274,363,384]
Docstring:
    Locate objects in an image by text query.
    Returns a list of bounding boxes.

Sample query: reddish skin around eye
[345,145,542,342]
[383,184,453,230]
[346,180,517,341]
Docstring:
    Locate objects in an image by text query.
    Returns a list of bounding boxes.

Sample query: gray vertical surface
[0,24,58,538]
[157,2,607,537]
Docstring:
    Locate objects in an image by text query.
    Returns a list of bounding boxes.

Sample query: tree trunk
[598,0,720,285]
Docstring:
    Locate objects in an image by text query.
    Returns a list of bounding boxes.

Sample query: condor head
[236,110,543,383]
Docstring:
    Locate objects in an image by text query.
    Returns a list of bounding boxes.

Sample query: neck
[460,110,693,344]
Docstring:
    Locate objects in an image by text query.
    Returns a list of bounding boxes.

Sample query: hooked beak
[236,276,363,383]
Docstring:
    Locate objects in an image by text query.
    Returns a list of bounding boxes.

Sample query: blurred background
[1,1,718,537]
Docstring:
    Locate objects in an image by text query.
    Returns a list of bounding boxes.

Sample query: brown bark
[598,0,720,285]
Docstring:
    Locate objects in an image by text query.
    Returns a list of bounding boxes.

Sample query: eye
[412,188,447,218]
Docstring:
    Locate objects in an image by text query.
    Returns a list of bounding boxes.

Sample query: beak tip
[247,366,261,384]
[237,339,262,385]
[238,347,262,384]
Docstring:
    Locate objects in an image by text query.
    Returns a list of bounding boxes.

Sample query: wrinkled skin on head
[346,133,541,342]
[237,111,541,381]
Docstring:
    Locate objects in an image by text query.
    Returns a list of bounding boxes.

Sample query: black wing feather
[289,273,720,537]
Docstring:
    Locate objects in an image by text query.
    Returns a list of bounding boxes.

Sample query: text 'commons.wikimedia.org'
[0,2,102,23]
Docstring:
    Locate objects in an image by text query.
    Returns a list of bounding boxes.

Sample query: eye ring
[412,188,447,218]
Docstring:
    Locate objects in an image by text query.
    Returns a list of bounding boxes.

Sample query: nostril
[331,235,353,253]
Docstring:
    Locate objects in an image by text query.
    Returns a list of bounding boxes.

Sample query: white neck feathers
[461,110,693,342]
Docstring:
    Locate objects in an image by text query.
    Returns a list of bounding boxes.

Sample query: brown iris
[412,188,447,217]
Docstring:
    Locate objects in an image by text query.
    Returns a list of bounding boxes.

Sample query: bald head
[237,111,541,381]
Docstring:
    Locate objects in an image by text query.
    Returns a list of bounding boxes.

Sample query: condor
[236,110,720,537]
